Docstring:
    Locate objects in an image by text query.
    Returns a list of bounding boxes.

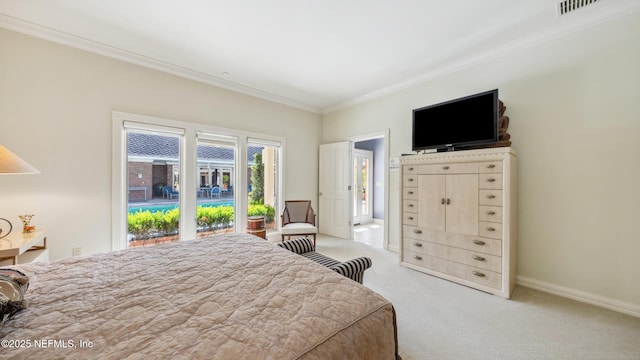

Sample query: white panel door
[319,142,352,239]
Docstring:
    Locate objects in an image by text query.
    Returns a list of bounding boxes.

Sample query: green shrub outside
[128,204,276,239]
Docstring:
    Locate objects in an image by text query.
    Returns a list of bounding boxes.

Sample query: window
[112,112,285,251]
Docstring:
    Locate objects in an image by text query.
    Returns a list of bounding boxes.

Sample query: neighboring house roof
[128,133,264,164]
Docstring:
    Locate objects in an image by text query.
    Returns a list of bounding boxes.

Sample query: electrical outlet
[72,247,81,256]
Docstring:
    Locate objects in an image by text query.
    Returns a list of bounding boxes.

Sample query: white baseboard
[517,276,640,318]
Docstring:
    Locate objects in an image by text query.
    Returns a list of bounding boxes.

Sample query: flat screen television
[412,89,498,152]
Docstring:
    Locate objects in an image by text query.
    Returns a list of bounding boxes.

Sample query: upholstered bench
[277,237,372,284]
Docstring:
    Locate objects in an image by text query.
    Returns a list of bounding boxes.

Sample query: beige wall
[323,13,640,310]
[0,28,321,260]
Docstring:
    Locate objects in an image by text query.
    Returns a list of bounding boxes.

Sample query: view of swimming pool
[128,201,234,214]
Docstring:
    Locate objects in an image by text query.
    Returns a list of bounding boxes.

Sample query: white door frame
[349,130,390,249]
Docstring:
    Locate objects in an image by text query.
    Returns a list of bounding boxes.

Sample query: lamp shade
[0,145,40,174]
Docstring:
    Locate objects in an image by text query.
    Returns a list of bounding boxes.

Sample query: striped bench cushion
[277,238,372,284]
[301,252,340,268]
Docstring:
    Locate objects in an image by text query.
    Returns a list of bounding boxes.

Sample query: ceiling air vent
[557,0,601,16]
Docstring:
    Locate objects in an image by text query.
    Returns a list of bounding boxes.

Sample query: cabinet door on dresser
[417,174,478,235]
[417,175,445,231]
[444,174,478,236]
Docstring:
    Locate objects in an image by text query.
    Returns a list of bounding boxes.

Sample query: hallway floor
[353,222,383,248]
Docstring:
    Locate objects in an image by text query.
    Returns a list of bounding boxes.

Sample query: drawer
[402,251,502,290]
[403,187,418,200]
[455,264,502,290]
[479,206,502,223]
[403,238,447,258]
[479,190,503,206]
[448,247,502,273]
[403,200,418,213]
[403,175,418,188]
[403,225,446,245]
[479,161,503,173]
[479,174,502,190]
[479,221,502,239]
[403,165,418,175]
[418,163,478,174]
[447,232,502,257]
[405,238,429,254]
[403,213,418,226]
[402,249,438,268]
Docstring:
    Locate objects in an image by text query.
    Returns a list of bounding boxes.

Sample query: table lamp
[0,144,40,239]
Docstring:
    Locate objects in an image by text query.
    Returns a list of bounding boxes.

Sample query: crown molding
[2,1,639,116]
[0,14,322,114]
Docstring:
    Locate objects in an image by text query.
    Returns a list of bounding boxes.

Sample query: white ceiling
[1,0,639,113]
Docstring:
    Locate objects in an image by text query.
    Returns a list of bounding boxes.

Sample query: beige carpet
[306,231,640,360]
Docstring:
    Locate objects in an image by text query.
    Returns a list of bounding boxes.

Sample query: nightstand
[0,230,49,266]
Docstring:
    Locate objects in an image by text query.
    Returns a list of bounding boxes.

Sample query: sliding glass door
[247,139,281,236]
[126,129,183,247]
[196,134,237,237]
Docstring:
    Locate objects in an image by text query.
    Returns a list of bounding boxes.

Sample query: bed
[0,233,399,359]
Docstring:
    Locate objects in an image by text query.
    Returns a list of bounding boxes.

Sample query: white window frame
[112,111,286,251]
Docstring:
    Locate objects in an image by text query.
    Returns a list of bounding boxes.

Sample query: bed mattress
[0,233,398,359]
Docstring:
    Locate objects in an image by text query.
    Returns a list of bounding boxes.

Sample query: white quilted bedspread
[0,233,397,359]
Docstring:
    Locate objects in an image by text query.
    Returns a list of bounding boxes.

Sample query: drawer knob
[408,167,414,171]
[472,255,486,261]
[441,198,446,204]
[408,178,414,182]
[486,164,496,169]
[487,227,496,232]
[413,242,422,247]
[407,216,414,220]
[487,178,496,182]
[408,191,414,195]
[413,255,423,260]
[473,240,486,245]
[413,229,422,234]
[486,194,496,199]
[486,211,496,215]
[442,166,450,170]
[472,271,486,277]
[408,204,414,208]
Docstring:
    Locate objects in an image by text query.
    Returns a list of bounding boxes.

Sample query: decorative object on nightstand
[0,218,12,239]
[0,144,40,240]
[18,215,35,233]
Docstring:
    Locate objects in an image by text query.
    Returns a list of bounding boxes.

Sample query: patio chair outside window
[162,185,179,199]
[211,186,221,198]
[281,200,317,246]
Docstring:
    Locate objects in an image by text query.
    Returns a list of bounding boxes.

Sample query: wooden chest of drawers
[400,147,517,298]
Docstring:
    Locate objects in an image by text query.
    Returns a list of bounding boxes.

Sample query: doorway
[352,134,387,249]
[353,149,373,225]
